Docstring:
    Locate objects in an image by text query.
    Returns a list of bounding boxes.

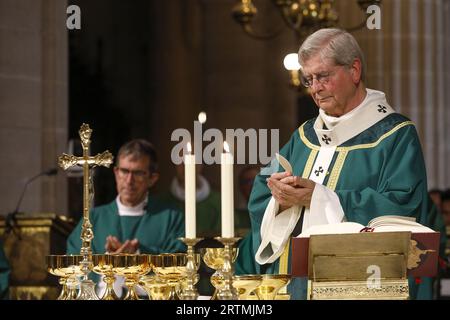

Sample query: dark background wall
[67,0,309,216]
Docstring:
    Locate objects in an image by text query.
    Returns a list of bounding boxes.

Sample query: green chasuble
[158,191,221,239]
[248,112,446,300]
[235,232,258,275]
[234,208,251,238]
[67,194,186,255]
[0,240,10,299]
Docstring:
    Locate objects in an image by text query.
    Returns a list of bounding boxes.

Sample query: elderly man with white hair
[245,28,445,300]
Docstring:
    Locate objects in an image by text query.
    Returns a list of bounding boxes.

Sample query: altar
[0,213,75,299]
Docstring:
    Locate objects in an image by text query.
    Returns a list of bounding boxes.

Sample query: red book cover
[408,232,440,277]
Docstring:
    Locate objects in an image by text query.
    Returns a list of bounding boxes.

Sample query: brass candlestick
[178,237,202,300]
[58,123,113,300]
[215,237,240,300]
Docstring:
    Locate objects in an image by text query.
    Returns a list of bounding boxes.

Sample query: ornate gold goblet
[111,254,151,300]
[92,254,119,300]
[232,275,263,300]
[151,253,199,300]
[201,248,239,300]
[139,275,172,300]
[254,274,291,300]
[46,255,83,300]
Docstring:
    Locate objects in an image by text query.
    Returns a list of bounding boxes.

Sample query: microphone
[5,168,58,236]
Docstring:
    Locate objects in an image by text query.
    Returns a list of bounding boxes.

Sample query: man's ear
[148,172,160,187]
[351,58,362,83]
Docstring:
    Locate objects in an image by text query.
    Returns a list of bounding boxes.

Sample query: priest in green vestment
[0,240,10,299]
[67,139,185,297]
[246,28,446,300]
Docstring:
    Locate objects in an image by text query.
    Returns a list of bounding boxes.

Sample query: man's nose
[125,172,135,184]
[309,78,323,93]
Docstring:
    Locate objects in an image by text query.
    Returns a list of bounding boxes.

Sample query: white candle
[221,141,234,237]
[185,142,196,238]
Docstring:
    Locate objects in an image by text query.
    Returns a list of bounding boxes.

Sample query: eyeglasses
[116,167,149,180]
[300,69,338,88]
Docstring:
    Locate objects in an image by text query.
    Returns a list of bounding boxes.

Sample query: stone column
[0,0,68,216]
[336,0,450,189]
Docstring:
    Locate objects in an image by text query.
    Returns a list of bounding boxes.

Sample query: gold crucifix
[58,123,113,287]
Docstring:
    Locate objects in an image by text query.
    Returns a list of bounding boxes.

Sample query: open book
[298,215,435,237]
[291,215,440,278]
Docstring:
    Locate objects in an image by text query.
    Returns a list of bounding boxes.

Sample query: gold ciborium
[139,275,172,300]
[92,254,119,300]
[152,253,199,300]
[111,254,151,300]
[201,247,239,300]
[46,255,83,300]
[232,274,263,300]
[254,274,291,300]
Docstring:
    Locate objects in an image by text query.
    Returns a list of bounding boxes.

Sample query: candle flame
[187,142,192,154]
[223,141,230,153]
[198,111,207,124]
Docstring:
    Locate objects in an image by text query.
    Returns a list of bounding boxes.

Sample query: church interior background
[0,0,449,300]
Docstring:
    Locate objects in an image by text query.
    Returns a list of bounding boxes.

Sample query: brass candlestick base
[77,248,99,300]
[77,280,99,300]
[215,237,241,300]
[178,238,203,300]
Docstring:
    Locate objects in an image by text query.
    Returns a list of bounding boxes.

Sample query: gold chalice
[254,274,291,300]
[275,293,291,300]
[152,253,199,300]
[232,275,263,300]
[46,254,83,300]
[201,248,239,300]
[92,254,119,300]
[139,275,172,300]
[111,254,151,300]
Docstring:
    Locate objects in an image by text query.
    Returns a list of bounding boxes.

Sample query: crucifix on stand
[58,123,113,300]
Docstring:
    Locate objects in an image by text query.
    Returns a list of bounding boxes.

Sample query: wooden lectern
[291,231,440,300]
[0,213,75,300]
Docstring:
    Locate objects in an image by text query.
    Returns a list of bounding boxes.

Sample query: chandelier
[232,0,381,40]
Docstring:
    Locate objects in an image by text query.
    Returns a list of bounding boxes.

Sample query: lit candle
[185,142,196,238]
[221,141,234,237]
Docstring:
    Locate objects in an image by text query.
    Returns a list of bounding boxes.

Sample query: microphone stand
[5,168,58,239]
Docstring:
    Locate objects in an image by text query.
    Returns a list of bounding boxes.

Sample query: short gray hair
[116,139,158,173]
[298,28,366,81]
